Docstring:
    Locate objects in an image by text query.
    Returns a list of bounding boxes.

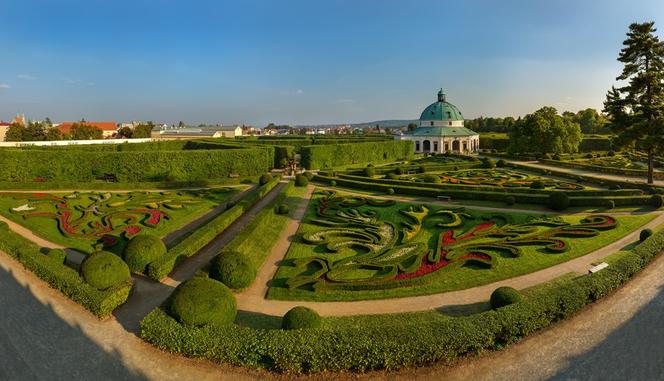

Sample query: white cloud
[280,89,304,95]
[63,77,82,84]
[0,84,10,89]
[335,99,356,103]
[17,74,36,80]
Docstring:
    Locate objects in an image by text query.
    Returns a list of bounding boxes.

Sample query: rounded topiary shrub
[46,248,67,264]
[210,251,256,289]
[169,277,236,327]
[505,196,516,206]
[394,167,404,175]
[548,192,570,211]
[259,173,273,185]
[282,306,322,330]
[530,180,545,189]
[419,165,427,173]
[481,158,496,169]
[640,228,653,242]
[123,234,167,273]
[490,286,522,309]
[303,171,314,180]
[276,203,289,215]
[423,174,441,184]
[330,180,337,187]
[80,251,130,290]
[608,150,616,157]
[295,174,308,187]
[650,194,664,209]
[606,200,615,210]
[364,167,376,178]
[387,188,395,195]
[496,159,506,168]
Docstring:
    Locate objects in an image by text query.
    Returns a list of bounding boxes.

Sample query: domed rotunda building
[397,89,479,154]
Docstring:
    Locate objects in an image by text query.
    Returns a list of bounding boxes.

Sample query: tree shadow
[547,284,664,380]
[0,265,149,380]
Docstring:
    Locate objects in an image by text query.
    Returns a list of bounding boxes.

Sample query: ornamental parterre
[282,191,617,292]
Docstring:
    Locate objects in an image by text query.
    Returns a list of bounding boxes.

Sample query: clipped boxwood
[259,173,273,185]
[46,248,67,264]
[330,180,337,187]
[303,171,315,180]
[387,188,395,195]
[650,194,664,209]
[640,228,653,242]
[530,180,545,189]
[80,251,131,290]
[123,234,167,273]
[276,203,290,215]
[210,251,256,289]
[169,277,237,327]
[490,286,522,309]
[282,306,322,330]
[548,192,570,211]
[295,174,309,187]
[364,167,376,178]
[422,174,441,184]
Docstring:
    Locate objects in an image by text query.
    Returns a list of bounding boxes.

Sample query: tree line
[5,120,154,141]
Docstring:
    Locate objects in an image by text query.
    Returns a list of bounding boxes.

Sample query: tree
[507,106,582,154]
[70,123,103,140]
[133,122,155,138]
[604,21,664,184]
[45,128,63,141]
[25,121,46,141]
[5,123,25,141]
[407,122,417,132]
[117,126,133,138]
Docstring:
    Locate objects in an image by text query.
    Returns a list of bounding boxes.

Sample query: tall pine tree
[604,21,664,184]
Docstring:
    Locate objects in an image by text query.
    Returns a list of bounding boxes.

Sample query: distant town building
[57,121,118,138]
[10,114,26,126]
[397,89,479,154]
[151,124,243,140]
[0,122,10,141]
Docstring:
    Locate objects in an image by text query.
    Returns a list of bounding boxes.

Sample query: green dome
[419,89,464,121]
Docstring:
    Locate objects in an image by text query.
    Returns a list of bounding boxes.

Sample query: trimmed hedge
[548,192,570,211]
[123,235,167,273]
[640,228,653,242]
[259,173,273,185]
[210,251,256,289]
[169,277,237,327]
[0,229,132,317]
[315,175,652,208]
[0,146,273,182]
[282,306,322,330]
[146,176,281,281]
[295,174,309,187]
[140,231,664,373]
[490,287,522,309]
[47,248,67,264]
[301,141,413,169]
[80,251,131,290]
[539,159,664,180]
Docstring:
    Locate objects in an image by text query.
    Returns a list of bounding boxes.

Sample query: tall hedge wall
[0,148,272,182]
[479,136,613,153]
[300,141,413,169]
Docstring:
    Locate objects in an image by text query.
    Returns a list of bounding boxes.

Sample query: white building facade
[397,90,479,154]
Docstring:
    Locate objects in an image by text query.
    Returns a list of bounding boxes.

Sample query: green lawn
[221,181,309,279]
[267,190,655,301]
[0,188,242,253]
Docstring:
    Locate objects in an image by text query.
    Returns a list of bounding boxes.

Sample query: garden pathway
[498,158,664,187]
[113,181,288,333]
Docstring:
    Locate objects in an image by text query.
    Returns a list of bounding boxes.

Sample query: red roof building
[57,121,117,138]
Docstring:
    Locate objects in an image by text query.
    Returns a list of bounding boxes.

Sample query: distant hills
[295,119,417,129]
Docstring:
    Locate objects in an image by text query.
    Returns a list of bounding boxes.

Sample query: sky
[1,0,663,126]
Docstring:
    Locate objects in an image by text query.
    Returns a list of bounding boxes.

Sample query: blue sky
[1,0,663,126]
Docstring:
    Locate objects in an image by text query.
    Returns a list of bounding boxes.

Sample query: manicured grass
[267,191,655,301]
[220,181,309,280]
[0,188,241,253]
